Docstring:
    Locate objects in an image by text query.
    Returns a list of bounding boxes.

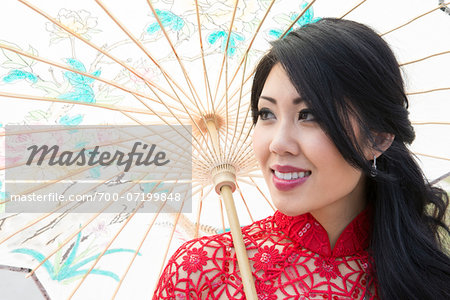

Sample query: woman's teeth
[274,170,311,180]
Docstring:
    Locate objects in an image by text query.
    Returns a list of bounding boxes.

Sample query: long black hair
[251,18,450,299]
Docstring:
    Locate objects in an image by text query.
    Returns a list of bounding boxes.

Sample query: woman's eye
[298,109,315,121]
[258,108,275,120]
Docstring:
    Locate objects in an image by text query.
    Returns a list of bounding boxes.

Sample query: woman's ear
[365,132,395,160]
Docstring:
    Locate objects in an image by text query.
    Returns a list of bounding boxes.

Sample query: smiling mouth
[272,170,312,180]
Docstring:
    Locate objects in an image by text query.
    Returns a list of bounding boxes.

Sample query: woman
[154,18,450,299]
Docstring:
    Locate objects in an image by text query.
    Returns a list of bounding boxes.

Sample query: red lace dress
[153,208,377,299]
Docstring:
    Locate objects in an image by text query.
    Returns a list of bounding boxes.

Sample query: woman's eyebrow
[259,95,276,104]
[293,97,303,104]
[259,95,304,104]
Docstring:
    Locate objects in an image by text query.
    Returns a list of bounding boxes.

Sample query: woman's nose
[268,122,300,156]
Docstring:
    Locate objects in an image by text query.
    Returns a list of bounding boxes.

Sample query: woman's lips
[271,165,311,191]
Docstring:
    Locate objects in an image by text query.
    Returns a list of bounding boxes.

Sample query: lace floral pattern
[181,247,208,274]
[313,256,342,280]
[153,208,377,299]
[251,245,282,272]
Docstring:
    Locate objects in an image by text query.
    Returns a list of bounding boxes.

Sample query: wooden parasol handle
[220,185,257,299]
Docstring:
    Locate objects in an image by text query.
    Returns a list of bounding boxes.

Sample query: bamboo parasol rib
[215,0,277,113]
[339,0,367,19]
[194,0,215,114]
[381,2,450,36]
[145,0,205,112]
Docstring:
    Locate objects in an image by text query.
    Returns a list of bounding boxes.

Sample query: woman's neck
[310,178,367,249]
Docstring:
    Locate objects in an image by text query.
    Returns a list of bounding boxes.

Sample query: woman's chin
[272,199,309,217]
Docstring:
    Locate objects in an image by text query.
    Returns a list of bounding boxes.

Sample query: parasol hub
[211,164,236,194]
[196,113,224,135]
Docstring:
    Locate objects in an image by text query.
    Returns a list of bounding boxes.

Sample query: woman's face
[252,63,367,218]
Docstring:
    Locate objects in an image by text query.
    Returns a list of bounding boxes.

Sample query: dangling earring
[370,155,377,177]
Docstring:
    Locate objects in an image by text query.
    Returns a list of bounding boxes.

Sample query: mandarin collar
[272,207,372,257]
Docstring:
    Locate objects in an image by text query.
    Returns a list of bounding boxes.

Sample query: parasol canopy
[0,0,449,299]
